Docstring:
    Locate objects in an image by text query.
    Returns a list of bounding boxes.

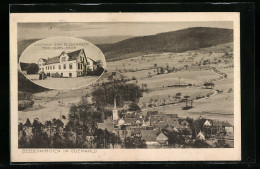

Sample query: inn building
[38,49,97,78]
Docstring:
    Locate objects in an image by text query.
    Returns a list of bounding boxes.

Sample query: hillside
[80,36,134,45]
[97,27,233,61]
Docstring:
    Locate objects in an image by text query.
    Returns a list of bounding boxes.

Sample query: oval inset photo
[19,37,106,90]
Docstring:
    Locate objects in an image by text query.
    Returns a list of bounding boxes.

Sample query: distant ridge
[97,27,233,61]
[17,36,134,58]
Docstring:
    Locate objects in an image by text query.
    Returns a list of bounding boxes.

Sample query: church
[38,49,97,78]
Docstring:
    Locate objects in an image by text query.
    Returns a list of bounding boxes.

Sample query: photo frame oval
[19,37,106,90]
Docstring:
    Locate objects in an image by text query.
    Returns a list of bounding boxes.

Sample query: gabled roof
[67,49,83,61]
[156,132,168,141]
[39,58,47,62]
[45,49,88,65]
[124,118,142,124]
[141,130,159,142]
[212,120,233,127]
[46,56,60,65]
[196,131,205,140]
[181,120,189,126]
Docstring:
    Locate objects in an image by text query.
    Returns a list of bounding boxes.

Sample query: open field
[135,70,220,89]
[141,92,234,125]
[140,87,213,103]
[19,44,234,125]
[214,68,234,91]
[106,49,232,72]
[27,74,100,90]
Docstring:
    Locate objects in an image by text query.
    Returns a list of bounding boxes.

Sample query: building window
[69,64,73,69]
[80,64,82,70]
[78,63,80,69]
[53,65,55,69]
[59,65,61,69]
[63,64,66,69]
[50,66,52,70]
[61,57,66,62]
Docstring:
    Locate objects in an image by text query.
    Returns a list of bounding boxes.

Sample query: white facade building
[38,49,97,78]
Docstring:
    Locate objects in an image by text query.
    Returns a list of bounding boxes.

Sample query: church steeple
[113,97,119,120]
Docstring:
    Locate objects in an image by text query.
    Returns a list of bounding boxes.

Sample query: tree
[193,139,211,148]
[184,65,189,70]
[148,72,152,77]
[30,118,50,148]
[92,77,143,107]
[175,93,182,100]
[23,63,39,74]
[128,102,141,112]
[124,137,147,148]
[184,95,190,108]
[24,118,32,127]
[203,82,215,89]
[214,139,231,148]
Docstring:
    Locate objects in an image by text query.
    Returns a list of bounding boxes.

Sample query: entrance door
[61,73,63,77]
[69,73,72,77]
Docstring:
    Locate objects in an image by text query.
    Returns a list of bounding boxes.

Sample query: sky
[18,21,233,41]
[19,37,106,65]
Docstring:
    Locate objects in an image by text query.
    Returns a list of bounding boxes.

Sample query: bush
[128,102,141,112]
[51,72,61,78]
[18,100,34,110]
[95,67,104,76]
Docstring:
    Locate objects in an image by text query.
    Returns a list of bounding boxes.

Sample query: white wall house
[38,49,97,78]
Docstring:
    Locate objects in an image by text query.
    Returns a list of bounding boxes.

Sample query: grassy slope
[98,27,233,61]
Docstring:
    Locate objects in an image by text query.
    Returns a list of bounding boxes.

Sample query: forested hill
[97,27,233,61]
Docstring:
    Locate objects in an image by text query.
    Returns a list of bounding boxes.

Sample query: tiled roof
[156,133,168,141]
[141,130,159,142]
[212,120,233,127]
[97,122,114,132]
[45,49,85,65]
[46,56,60,65]
[124,118,142,124]
[67,49,82,61]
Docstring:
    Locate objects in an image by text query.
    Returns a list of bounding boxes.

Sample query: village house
[211,120,234,135]
[150,114,181,130]
[156,132,169,145]
[140,129,160,146]
[196,131,206,140]
[38,49,98,78]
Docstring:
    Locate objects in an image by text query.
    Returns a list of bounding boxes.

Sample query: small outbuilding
[156,132,168,145]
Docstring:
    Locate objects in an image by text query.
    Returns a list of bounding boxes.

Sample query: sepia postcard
[10,12,241,162]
